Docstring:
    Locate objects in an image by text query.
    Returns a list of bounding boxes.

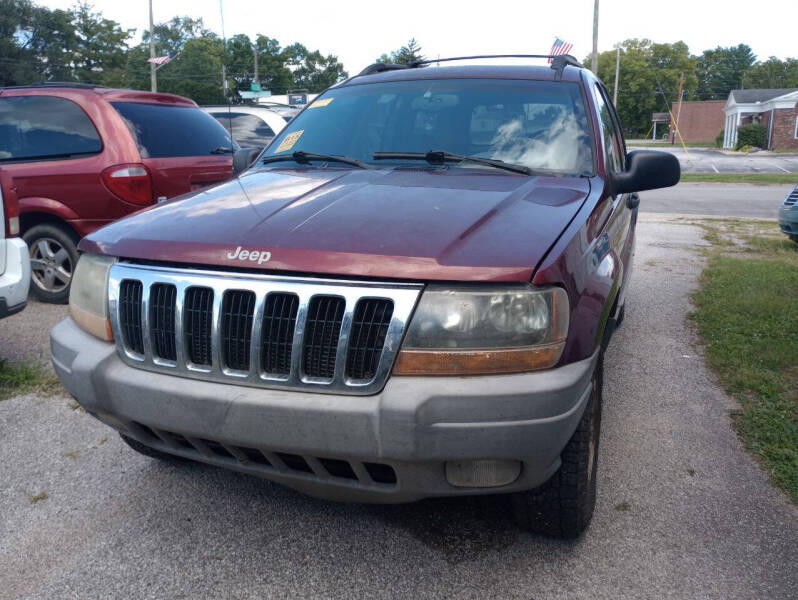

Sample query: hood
[81,167,591,282]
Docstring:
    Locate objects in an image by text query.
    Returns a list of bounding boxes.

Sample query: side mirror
[233,147,262,174]
[612,150,680,195]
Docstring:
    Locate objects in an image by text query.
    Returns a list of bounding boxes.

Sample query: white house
[723,88,798,150]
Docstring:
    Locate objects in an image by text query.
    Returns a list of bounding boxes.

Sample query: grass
[28,491,48,504]
[680,173,798,184]
[689,219,798,502]
[0,361,63,400]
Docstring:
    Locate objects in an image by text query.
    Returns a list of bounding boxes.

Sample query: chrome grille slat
[108,263,422,396]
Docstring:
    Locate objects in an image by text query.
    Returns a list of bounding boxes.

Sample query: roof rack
[356,54,583,80]
[1,81,109,91]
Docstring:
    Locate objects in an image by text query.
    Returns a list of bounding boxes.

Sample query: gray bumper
[0,238,30,317]
[52,317,598,503]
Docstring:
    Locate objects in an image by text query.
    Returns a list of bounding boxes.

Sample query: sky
[38,0,797,72]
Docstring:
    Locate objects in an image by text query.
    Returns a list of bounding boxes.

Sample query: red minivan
[0,83,236,302]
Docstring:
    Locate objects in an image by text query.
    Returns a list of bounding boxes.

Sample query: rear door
[111,102,235,201]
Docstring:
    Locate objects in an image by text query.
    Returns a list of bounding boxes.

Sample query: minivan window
[0,96,102,162]
[112,102,237,158]
[211,113,276,146]
[263,79,594,176]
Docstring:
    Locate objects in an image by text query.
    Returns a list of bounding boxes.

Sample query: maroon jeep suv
[51,56,679,538]
[0,83,236,303]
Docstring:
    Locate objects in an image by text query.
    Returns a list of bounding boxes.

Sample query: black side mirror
[233,147,262,174]
[612,150,680,195]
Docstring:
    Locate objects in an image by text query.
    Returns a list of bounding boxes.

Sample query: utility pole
[219,0,228,99]
[591,0,599,72]
[253,45,259,83]
[149,0,156,92]
[613,45,620,105]
[672,72,685,145]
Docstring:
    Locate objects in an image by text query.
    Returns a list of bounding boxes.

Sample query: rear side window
[112,102,236,158]
[0,96,102,162]
[211,113,275,147]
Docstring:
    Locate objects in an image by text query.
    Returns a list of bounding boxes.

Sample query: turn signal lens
[69,254,116,341]
[394,285,568,375]
[101,164,154,206]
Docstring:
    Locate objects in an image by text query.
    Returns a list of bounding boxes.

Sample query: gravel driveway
[1,215,796,599]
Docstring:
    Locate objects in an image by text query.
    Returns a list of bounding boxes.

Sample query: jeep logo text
[226,246,272,265]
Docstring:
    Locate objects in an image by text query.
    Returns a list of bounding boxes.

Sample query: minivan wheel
[119,433,187,462]
[23,223,79,304]
[511,355,604,538]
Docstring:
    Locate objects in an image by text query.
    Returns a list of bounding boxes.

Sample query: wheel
[23,223,79,304]
[615,302,625,328]
[789,234,798,244]
[512,355,604,538]
[119,433,187,462]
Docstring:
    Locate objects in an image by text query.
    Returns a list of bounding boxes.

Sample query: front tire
[23,223,79,304]
[512,355,604,538]
[119,433,187,462]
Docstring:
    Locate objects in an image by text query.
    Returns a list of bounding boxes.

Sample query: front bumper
[779,205,798,237]
[52,317,598,503]
[0,238,30,318]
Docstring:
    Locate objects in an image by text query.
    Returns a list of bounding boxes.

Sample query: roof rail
[354,54,583,81]
[357,63,410,76]
[0,81,109,91]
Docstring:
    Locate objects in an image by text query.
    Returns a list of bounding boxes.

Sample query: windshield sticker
[275,130,304,153]
[309,98,334,109]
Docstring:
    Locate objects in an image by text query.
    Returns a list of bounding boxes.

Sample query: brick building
[722,88,798,150]
[669,100,725,143]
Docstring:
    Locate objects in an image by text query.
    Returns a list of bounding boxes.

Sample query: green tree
[0,0,38,85]
[70,1,132,85]
[142,16,210,57]
[283,42,346,92]
[742,57,798,89]
[695,44,756,100]
[378,38,425,65]
[592,39,697,136]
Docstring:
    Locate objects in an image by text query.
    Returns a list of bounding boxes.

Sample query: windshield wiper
[210,146,235,154]
[261,151,372,169]
[373,150,532,175]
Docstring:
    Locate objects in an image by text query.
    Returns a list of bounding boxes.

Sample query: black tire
[23,223,79,304]
[119,433,187,462]
[512,355,604,538]
[615,302,625,328]
[789,234,798,244]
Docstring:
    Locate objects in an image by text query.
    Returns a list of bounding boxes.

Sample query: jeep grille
[108,263,421,395]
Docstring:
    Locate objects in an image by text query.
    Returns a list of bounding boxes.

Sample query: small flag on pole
[147,55,173,66]
[548,38,574,63]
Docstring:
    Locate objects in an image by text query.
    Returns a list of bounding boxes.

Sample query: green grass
[690,221,798,502]
[0,361,63,400]
[680,173,798,184]
[27,491,48,504]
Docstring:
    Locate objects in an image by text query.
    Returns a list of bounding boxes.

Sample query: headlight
[394,285,568,375]
[69,254,116,341]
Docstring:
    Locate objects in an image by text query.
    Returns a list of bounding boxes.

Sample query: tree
[695,44,756,100]
[283,43,347,92]
[0,0,38,85]
[70,1,133,86]
[592,39,697,136]
[142,16,210,57]
[742,57,798,89]
[378,38,425,65]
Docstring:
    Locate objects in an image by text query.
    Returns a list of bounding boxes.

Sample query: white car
[0,170,30,318]
[202,106,287,149]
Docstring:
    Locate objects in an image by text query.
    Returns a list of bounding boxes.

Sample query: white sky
[39,0,797,72]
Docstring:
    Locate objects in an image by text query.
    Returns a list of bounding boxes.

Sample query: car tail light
[101,164,154,206]
[0,170,20,237]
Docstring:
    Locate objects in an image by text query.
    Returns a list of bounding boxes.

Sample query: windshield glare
[263,78,594,176]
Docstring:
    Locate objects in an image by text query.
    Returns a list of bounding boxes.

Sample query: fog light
[445,459,521,488]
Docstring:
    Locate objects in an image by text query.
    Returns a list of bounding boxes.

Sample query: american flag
[147,55,173,66]
[548,38,574,63]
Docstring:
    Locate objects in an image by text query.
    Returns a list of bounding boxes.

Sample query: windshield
[263,78,594,176]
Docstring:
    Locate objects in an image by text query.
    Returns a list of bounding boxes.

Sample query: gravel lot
[628,146,798,174]
[1,215,796,599]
